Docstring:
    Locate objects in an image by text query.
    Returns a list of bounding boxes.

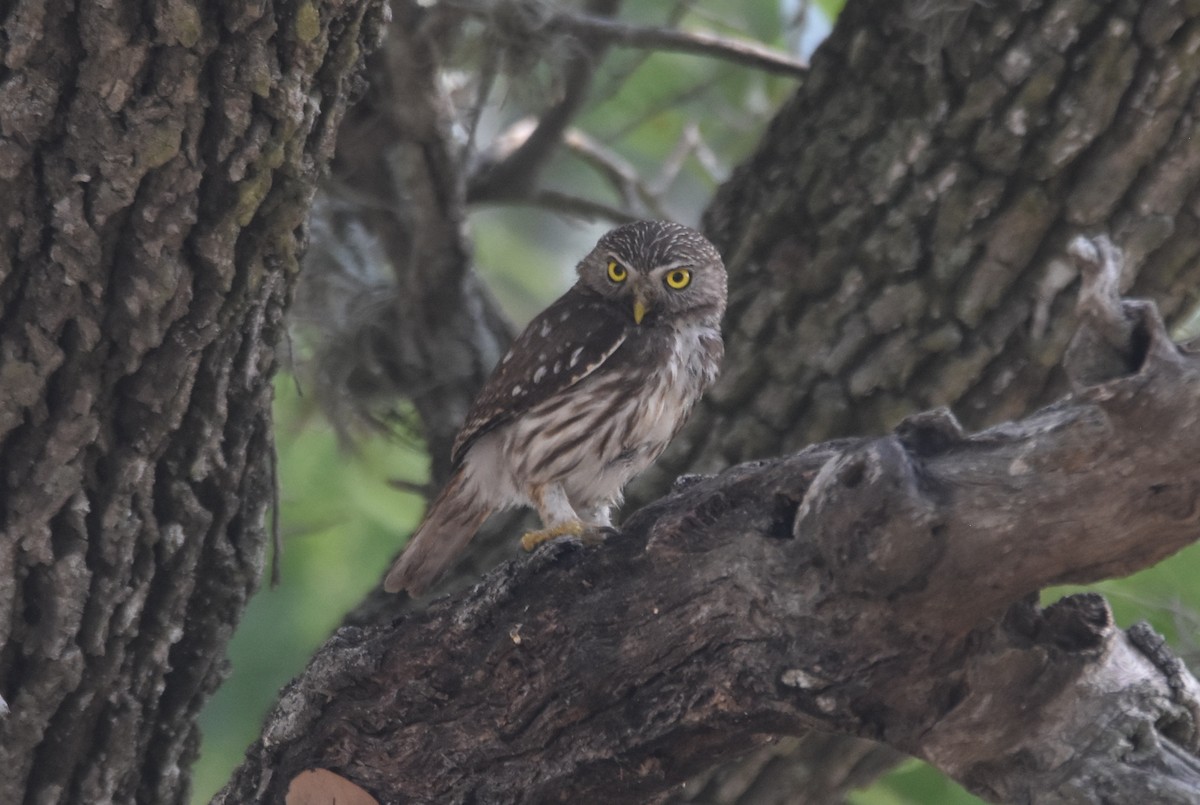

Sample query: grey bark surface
[219,247,1200,803]
[672,0,1200,475]
[299,0,1200,800]
[0,0,386,802]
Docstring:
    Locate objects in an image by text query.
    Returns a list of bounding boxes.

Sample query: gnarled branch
[221,240,1200,803]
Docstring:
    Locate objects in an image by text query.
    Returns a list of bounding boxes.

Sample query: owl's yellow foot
[521,520,585,551]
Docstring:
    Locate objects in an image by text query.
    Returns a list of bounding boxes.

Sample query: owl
[384,220,727,595]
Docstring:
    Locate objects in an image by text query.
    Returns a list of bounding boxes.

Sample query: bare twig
[601,73,721,143]
[463,0,803,205]
[464,41,501,161]
[477,123,685,223]
[442,1,809,77]
[572,123,722,213]
[388,477,436,498]
[561,128,642,208]
[689,132,725,181]
[561,129,671,218]
[523,189,642,224]
[482,122,709,223]
[649,122,701,196]
[583,0,702,111]
[545,9,807,77]
[467,0,624,203]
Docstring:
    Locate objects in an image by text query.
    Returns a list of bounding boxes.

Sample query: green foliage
[471,207,597,321]
[815,0,847,18]
[849,759,982,805]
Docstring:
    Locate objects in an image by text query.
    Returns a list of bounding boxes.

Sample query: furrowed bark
[671,0,1200,478]
[0,0,386,801]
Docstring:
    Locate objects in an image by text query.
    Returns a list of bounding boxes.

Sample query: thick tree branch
[668,0,1200,483]
[223,244,1200,803]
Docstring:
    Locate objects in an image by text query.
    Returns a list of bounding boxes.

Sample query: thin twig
[507,189,643,224]
[389,477,436,498]
[441,0,808,77]
[462,0,803,204]
[562,129,641,208]
[467,0,624,204]
[464,41,501,162]
[689,132,725,181]
[601,73,721,144]
[648,123,700,196]
[561,129,669,219]
[545,11,807,77]
[585,0,699,110]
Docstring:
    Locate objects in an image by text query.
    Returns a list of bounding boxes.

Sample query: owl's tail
[383,467,494,596]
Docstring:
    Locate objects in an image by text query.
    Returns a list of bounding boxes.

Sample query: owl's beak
[633,295,648,325]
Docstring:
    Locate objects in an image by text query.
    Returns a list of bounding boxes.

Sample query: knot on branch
[1064,234,1179,389]
[894,407,966,456]
[796,439,944,596]
[1038,593,1113,652]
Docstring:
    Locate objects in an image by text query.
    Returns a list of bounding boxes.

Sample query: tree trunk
[673,0,1200,472]
[219,244,1200,803]
[0,0,385,802]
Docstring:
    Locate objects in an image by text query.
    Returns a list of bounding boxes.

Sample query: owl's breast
[620,322,722,450]
[482,320,722,509]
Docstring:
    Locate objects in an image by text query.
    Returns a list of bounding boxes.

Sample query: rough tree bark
[0,0,386,802]
[293,0,1200,800]
[220,238,1200,803]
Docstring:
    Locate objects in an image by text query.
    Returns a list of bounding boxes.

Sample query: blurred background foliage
[191,0,1200,802]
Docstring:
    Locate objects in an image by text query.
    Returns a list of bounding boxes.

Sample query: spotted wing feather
[451,287,627,466]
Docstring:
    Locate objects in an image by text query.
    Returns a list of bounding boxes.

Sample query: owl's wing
[451,287,628,466]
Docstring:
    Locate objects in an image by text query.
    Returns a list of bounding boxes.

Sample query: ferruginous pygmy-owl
[384,220,727,595]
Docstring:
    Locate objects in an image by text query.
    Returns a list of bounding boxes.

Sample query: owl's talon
[521,520,586,551]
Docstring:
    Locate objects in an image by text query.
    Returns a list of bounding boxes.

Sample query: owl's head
[576,220,727,327]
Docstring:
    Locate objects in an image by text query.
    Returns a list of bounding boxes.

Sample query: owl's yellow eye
[665,268,691,289]
[607,260,627,283]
